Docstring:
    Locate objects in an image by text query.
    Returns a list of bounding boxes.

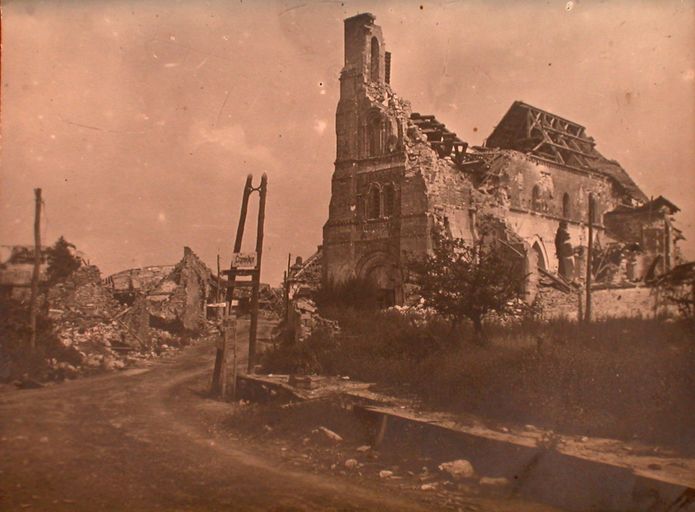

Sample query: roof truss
[523,106,597,169]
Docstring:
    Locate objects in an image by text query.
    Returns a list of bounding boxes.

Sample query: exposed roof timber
[521,101,587,136]
[410,112,468,161]
[483,101,649,202]
[545,139,595,160]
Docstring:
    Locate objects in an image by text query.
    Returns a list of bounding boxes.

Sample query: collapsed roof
[483,101,648,203]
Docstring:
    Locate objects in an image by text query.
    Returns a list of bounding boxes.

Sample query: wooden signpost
[211,173,267,398]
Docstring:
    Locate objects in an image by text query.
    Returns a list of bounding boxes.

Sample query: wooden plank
[221,268,258,277]
[226,281,254,288]
[538,267,573,293]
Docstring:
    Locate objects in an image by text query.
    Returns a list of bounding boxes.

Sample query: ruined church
[317,13,682,308]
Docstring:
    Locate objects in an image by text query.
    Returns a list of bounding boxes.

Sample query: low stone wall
[538,285,672,320]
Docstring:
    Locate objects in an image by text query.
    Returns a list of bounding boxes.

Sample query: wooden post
[28,188,42,351]
[664,219,671,272]
[229,313,238,399]
[216,253,222,321]
[218,327,228,399]
[248,173,267,373]
[218,313,238,400]
[211,175,253,395]
[284,253,291,323]
[585,193,594,323]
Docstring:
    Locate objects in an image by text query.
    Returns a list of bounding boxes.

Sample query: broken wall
[146,247,213,333]
[604,208,680,277]
[537,285,674,320]
[482,151,617,275]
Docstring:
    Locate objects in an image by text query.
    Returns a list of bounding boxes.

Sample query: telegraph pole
[585,193,594,323]
[247,173,267,373]
[211,175,253,396]
[29,188,42,351]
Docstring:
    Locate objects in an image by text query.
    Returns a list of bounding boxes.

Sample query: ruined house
[105,247,280,331]
[103,264,175,305]
[133,247,216,333]
[287,249,323,300]
[321,13,683,308]
[0,245,49,301]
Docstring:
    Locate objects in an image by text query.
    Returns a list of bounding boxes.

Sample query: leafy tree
[46,236,81,284]
[414,236,526,344]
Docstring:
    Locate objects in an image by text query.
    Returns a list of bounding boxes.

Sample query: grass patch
[262,311,695,454]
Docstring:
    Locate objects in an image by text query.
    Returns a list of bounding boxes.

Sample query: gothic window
[370,37,380,82]
[367,184,381,219]
[562,192,571,219]
[383,183,395,217]
[531,185,542,212]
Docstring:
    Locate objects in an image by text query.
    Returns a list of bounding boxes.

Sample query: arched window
[368,114,382,157]
[531,185,542,212]
[367,185,381,219]
[590,196,601,225]
[532,242,547,271]
[562,193,571,219]
[370,37,380,82]
[383,184,395,217]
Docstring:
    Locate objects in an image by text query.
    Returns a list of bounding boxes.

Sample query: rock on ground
[438,459,475,480]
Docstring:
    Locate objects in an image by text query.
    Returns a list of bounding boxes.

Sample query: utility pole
[216,253,222,321]
[585,193,594,323]
[284,253,291,323]
[247,173,267,373]
[211,175,253,397]
[29,188,42,351]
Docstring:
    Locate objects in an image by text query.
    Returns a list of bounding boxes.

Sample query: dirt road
[0,323,557,512]
[0,318,437,512]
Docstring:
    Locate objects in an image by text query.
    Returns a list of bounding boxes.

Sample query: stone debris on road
[316,426,344,443]
[438,460,475,480]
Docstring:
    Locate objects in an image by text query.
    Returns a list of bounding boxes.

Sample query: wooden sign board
[232,252,257,270]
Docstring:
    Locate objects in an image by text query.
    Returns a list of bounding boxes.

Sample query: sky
[2,0,693,286]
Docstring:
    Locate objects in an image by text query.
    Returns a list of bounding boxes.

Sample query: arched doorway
[357,251,402,308]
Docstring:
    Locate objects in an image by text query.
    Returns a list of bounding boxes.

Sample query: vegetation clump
[413,236,526,344]
[46,236,82,284]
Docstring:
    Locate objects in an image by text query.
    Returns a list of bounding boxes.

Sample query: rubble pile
[48,265,120,321]
[287,297,339,343]
[38,264,197,382]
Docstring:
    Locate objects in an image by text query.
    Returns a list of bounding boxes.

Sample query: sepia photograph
[1,1,694,510]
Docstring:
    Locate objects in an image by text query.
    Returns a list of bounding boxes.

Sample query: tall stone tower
[322,13,411,307]
[322,14,479,308]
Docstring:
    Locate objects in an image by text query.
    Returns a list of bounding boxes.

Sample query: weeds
[262,312,695,453]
